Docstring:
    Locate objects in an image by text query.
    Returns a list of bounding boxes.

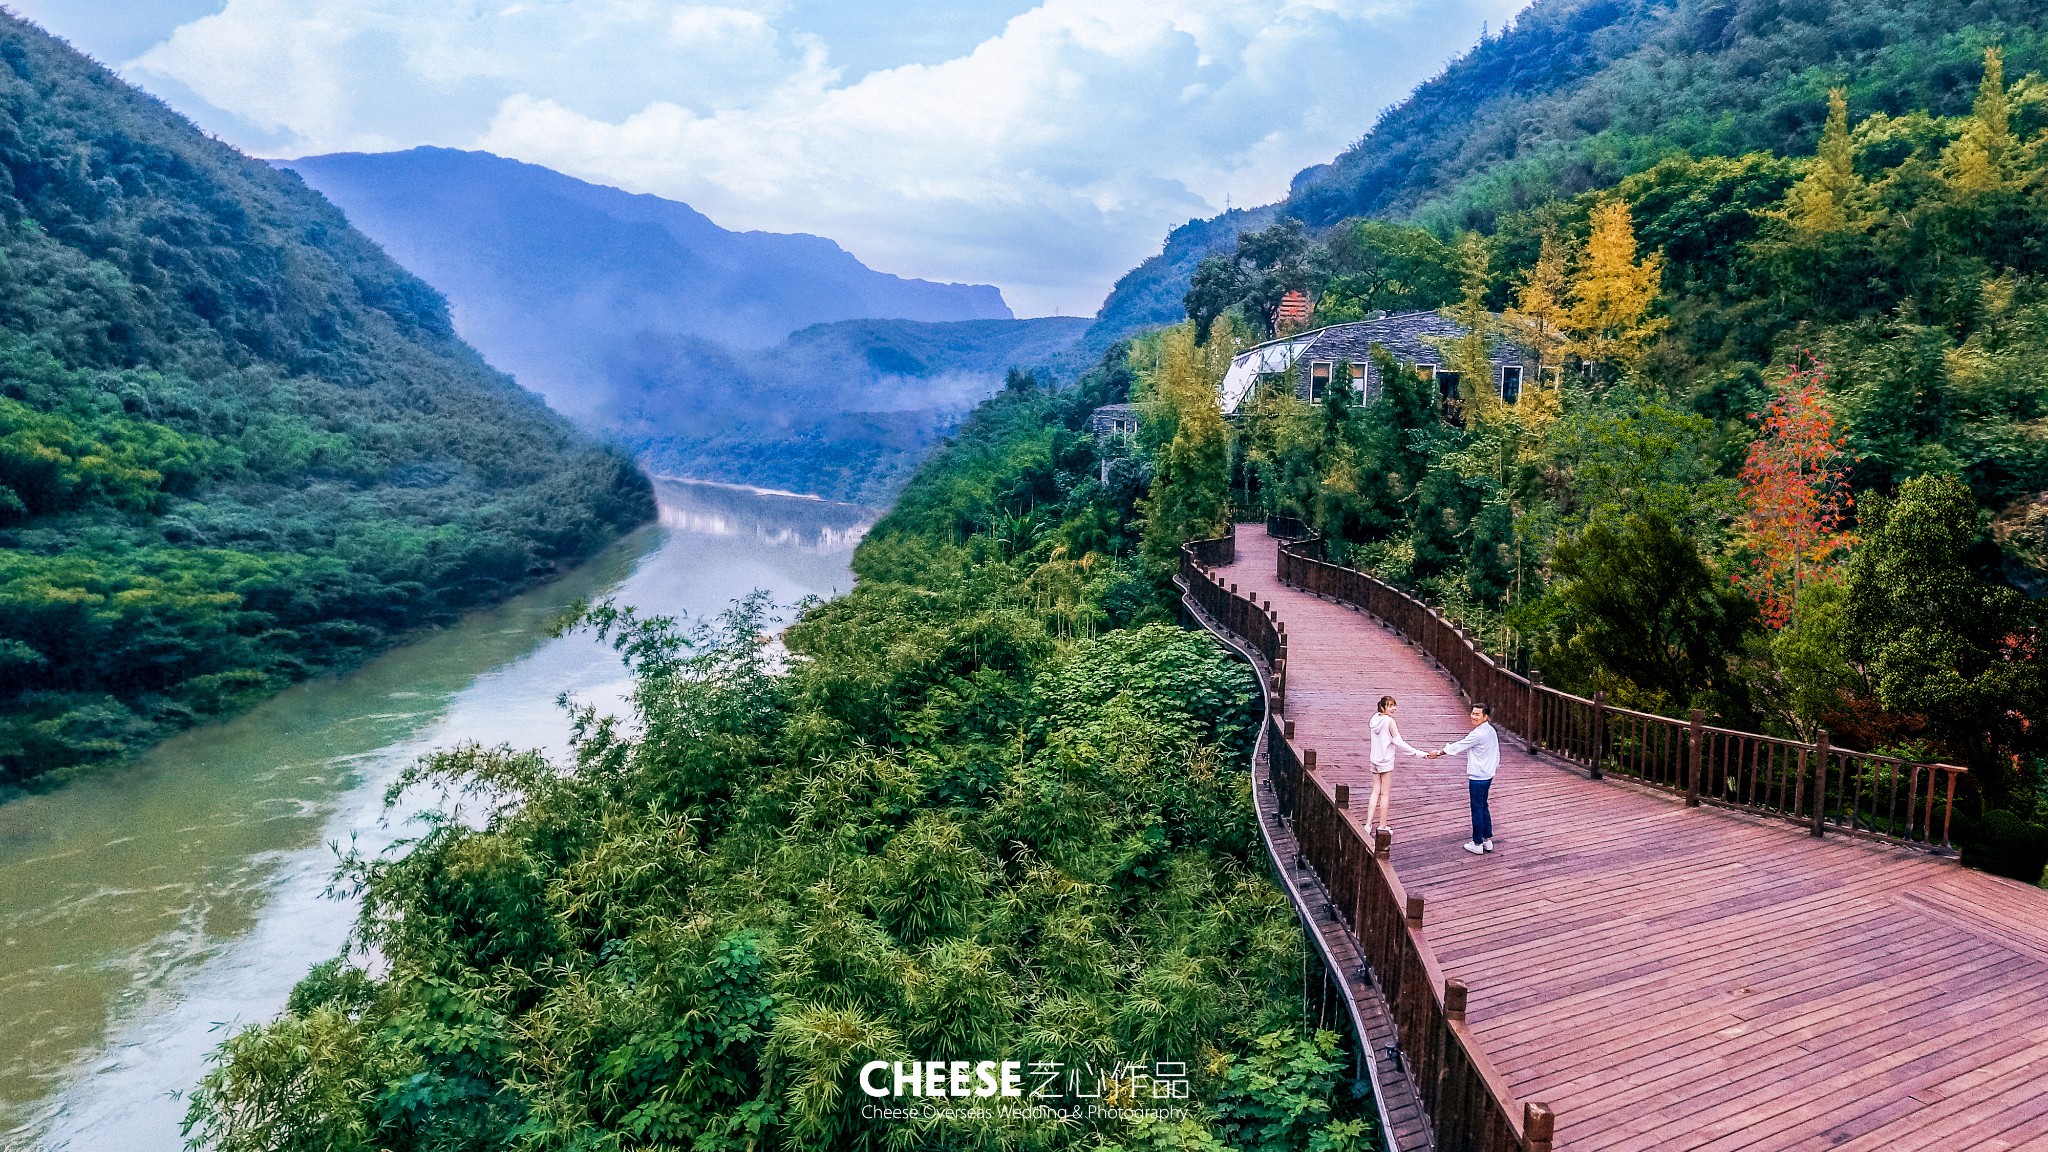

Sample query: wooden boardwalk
[1219,527,2048,1152]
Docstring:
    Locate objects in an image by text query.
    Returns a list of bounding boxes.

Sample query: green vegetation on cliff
[0,15,652,789]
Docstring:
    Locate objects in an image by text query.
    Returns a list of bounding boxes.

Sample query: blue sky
[12,0,1529,316]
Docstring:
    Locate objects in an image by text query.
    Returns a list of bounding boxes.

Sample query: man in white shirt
[1427,703,1500,855]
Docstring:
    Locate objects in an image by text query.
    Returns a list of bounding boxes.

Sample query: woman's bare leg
[1366,772,1391,830]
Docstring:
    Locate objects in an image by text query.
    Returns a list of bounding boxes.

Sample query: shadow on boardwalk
[1210,526,2048,1152]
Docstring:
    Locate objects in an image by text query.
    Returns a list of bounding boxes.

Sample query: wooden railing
[1180,531,1289,714]
[1265,513,1312,541]
[1274,535,1964,850]
[1181,525,1551,1152]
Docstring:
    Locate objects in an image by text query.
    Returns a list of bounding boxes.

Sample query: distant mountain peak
[283,147,1014,420]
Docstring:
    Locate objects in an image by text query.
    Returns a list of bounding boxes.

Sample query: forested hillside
[184,351,1378,1152]
[1088,0,2048,345]
[0,15,652,790]
[1167,48,2048,882]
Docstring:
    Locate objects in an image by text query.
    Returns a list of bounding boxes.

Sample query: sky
[10,0,1529,317]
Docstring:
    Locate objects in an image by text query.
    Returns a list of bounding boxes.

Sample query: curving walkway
[1221,527,2048,1152]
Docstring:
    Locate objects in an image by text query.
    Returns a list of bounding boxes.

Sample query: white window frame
[1499,364,1524,404]
[1307,361,1332,402]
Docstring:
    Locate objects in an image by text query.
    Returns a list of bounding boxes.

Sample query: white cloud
[124,0,1527,315]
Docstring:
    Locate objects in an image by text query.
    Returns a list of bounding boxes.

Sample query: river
[0,480,872,1151]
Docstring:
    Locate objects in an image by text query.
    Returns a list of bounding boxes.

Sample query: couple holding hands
[1364,695,1501,856]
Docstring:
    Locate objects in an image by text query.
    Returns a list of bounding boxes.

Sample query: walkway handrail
[1181,525,1551,1152]
[1274,534,1964,850]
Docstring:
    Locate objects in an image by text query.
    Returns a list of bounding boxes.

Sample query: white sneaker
[1462,841,1485,855]
[1482,839,1495,853]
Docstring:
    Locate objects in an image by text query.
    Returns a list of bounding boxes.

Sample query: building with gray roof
[1219,311,1541,416]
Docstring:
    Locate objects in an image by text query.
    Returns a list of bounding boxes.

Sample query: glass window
[1500,365,1523,404]
[1437,370,1461,401]
[1308,362,1331,401]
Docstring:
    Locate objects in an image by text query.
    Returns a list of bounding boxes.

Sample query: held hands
[1425,750,1445,759]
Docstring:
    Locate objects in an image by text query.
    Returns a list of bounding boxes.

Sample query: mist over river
[0,481,871,1152]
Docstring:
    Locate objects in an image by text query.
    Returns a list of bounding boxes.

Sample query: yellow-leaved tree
[1501,227,1570,432]
[1438,232,1501,426]
[1778,88,1874,238]
[1944,48,2017,195]
[1137,318,1234,576]
[1563,199,1666,383]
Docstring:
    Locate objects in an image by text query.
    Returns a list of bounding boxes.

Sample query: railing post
[1941,770,1957,850]
[1304,749,1317,773]
[1810,729,1830,837]
[1374,827,1391,857]
[1590,690,1606,780]
[1686,708,1703,807]
[1405,895,1423,924]
[1334,784,1349,808]
[1283,720,1295,742]
[1525,1102,1556,1152]
[1444,978,1468,1020]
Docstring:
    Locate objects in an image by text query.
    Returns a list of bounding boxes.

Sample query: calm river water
[0,480,872,1151]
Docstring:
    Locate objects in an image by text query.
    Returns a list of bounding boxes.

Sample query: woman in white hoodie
[1365,695,1424,837]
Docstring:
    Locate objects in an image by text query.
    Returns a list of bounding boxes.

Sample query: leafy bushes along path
[0,14,652,789]
[185,362,1378,1151]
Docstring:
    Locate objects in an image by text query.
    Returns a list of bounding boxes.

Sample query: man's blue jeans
[1468,778,1493,843]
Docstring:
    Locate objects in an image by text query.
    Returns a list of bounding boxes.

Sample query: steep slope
[1087,0,2048,344]
[284,149,1014,421]
[0,15,653,788]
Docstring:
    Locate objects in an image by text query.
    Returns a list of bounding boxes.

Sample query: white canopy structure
[1220,336,1313,413]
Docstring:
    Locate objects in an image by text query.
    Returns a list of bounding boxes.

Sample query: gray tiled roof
[1294,311,1526,368]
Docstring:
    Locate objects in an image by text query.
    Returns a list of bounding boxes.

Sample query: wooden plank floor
[1183,589,1438,1151]
[1223,527,2048,1152]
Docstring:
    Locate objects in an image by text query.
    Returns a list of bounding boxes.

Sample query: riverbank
[0,481,871,1152]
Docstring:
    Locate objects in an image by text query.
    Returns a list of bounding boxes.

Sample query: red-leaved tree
[1736,358,1855,628]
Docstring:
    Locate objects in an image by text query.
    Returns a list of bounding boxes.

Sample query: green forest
[182,364,1379,1152]
[1091,0,2048,348]
[164,6,2048,1152]
[0,16,653,790]
[1174,48,2048,882]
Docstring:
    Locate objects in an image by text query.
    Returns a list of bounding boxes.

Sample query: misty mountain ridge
[284,148,1015,421]
[285,148,1080,501]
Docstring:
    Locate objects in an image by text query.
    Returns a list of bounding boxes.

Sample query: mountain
[1085,0,2048,347]
[1078,205,1276,357]
[0,14,653,789]
[283,148,1015,422]
[283,148,1074,500]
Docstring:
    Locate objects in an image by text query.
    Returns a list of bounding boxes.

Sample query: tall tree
[1502,227,1570,431]
[1734,359,1855,629]
[1843,473,2046,802]
[1563,200,1667,382]
[1943,48,2016,196]
[1777,89,1872,238]
[1437,233,1502,427]
[1138,320,1234,575]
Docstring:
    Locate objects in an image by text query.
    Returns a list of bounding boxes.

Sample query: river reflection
[654,477,875,552]
[0,480,869,1151]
